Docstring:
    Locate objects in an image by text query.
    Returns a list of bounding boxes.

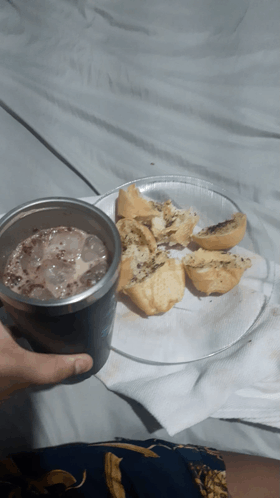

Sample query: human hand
[0,321,93,403]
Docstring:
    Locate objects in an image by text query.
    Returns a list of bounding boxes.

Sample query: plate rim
[96,175,242,208]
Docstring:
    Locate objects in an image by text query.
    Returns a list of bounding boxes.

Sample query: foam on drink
[3,226,110,300]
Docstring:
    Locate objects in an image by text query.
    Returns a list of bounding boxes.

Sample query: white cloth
[97,265,280,436]
[0,0,279,216]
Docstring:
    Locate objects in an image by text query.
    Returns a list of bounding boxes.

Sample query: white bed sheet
[0,0,279,460]
[0,0,279,203]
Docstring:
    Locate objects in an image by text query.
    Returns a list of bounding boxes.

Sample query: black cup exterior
[4,281,118,380]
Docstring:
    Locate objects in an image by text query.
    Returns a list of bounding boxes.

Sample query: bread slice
[117,245,153,292]
[116,218,157,292]
[121,251,185,315]
[183,248,251,295]
[117,246,166,297]
[117,184,199,247]
[117,184,159,219]
[192,213,247,250]
[116,218,157,254]
[150,200,199,246]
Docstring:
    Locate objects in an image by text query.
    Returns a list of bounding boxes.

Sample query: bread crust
[117,184,159,219]
[192,213,247,250]
[183,249,251,295]
[117,256,134,293]
[123,258,185,315]
[185,265,246,295]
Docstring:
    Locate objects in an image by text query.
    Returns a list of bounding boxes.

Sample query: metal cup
[0,197,121,383]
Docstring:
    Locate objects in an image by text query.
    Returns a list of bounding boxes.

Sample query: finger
[16,352,93,386]
[0,321,93,386]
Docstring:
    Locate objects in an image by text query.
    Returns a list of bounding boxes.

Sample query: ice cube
[81,235,108,263]
[19,283,54,300]
[48,229,84,259]
[80,260,108,288]
[30,286,54,300]
[20,239,44,272]
[42,258,75,288]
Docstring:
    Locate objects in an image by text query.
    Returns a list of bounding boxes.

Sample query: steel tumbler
[0,197,121,383]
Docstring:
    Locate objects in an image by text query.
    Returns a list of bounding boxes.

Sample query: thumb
[21,352,94,386]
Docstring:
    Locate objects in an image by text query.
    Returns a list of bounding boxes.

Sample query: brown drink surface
[3,226,109,300]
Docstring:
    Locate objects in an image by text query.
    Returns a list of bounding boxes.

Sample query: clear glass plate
[95,176,276,365]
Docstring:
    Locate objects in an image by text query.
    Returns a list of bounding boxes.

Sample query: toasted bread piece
[117,246,164,293]
[121,252,185,315]
[117,184,159,219]
[116,218,157,292]
[118,249,168,293]
[192,213,247,250]
[116,218,157,254]
[151,200,199,246]
[117,244,152,292]
[183,248,251,295]
[117,185,198,246]
[117,255,134,293]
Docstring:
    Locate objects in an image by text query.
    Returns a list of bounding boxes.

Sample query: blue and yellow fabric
[0,438,229,497]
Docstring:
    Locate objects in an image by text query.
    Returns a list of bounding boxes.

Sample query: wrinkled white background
[0,0,279,460]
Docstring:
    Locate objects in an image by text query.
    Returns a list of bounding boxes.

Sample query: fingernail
[74,358,92,375]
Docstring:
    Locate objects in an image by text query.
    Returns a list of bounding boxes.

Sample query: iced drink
[3,226,110,300]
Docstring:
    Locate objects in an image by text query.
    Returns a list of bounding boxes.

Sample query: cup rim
[0,197,121,316]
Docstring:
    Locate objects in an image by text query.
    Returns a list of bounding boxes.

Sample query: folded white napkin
[97,263,280,436]
[90,190,280,436]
